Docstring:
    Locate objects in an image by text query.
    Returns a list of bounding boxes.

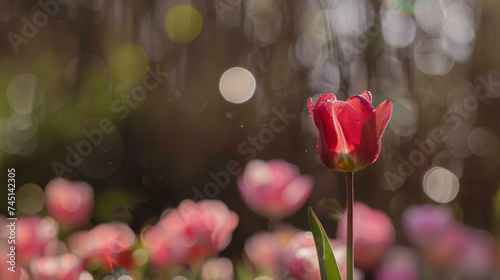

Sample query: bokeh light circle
[79,271,94,280]
[381,4,416,48]
[414,38,454,75]
[132,249,148,266]
[443,3,475,45]
[7,73,45,114]
[328,0,374,38]
[17,183,44,215]
[219,67,256,104]
[467,127,498,156]
[165,5,203,43]
[422,167,460,203]
[201,258,233,280]
[389,99,419,137]
[308,62,340,94]
[109,43,149,82]
[414,0,445,35]
[294,32,327,67]
[7,113,38,142]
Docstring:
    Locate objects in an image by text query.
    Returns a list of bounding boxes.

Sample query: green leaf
[308,207,343,280]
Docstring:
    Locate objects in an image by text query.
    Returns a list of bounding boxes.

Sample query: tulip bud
[308,91,392,172]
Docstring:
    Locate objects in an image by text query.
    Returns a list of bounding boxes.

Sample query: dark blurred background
[1,0,499,265]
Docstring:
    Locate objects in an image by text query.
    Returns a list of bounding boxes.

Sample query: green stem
[346,172,354,280]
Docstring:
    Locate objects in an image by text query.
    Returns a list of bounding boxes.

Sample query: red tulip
[308,91,392,172]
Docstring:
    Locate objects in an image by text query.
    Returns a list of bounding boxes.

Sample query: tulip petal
[345,95,374,118]
[314,100,342,169]
[360,90,372,103]
[308,98,316,127]
[374,100,393,136]
[317,134,338,170]
[315,93,337,110]
[356,100,392,170]
[332,96,374,159]
[308,95,336,128]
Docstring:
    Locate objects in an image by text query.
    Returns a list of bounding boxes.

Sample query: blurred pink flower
[282,231,352,280]
[402,204,454,247]
[0,267,30,280]
[425,222,496,277]
[282,231,321,280]
[30,254,83,280]
[141,226,169,268]
[402,204,497,277]
[16,216,59,268]
[142,200,239,268]
[453,229,496,278]
[374,246,419,280]
[45,178,94,229]
[337,202,394,271]
[66,222,136,270]
[425,222,469,267]
[244,226,297,276]
[238,159,313,219]
[244,231,282,273]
